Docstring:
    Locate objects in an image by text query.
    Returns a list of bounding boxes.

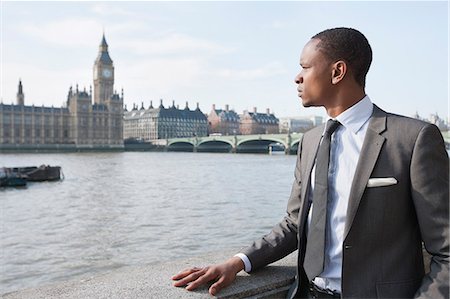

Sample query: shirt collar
[326,95,373,135]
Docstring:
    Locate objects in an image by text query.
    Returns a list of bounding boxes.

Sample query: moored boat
[0,168,27,187]
[13,165,62,182]
[0,165,63,187]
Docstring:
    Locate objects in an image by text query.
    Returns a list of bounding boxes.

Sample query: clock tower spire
[93,33,114,104]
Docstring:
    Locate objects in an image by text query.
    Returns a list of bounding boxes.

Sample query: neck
[325,88,366,118]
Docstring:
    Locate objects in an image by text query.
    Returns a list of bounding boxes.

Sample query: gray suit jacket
[241,105,449,298]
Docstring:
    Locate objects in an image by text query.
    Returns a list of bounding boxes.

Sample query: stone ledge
[3,250,297,299]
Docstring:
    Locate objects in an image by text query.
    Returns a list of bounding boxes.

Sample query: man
[172,27,449,298]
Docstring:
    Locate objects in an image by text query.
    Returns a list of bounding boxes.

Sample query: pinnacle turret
[96,33,113,64]
[101,33,108,48]
[16,79,24,105]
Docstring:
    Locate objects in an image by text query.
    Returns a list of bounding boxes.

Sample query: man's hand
[171,256,245,296]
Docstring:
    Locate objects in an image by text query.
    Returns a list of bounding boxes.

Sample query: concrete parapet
[2,248,432,298]
[3,250,297,299]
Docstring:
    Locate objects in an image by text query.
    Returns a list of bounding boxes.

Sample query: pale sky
[1,1,448,119]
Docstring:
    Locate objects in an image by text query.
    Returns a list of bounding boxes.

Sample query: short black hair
[312,27,372,87]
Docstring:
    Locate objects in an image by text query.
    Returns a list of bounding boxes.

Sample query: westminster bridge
[166,133,303,154]
[165,131,450,155]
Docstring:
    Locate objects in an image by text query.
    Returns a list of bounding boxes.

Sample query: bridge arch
[289,140,300,155]
[167,141,194,152]
[198,139,234,147]
[197,140,233,153]
[237,138,287,154]
[236,137,288,149]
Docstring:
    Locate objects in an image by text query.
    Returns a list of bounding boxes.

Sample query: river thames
[0,152,296,294]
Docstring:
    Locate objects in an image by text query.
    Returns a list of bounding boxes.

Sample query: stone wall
[3,248,432,299]
[3,250,297,299]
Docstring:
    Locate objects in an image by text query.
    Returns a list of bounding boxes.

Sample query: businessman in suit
[172,27,449,298]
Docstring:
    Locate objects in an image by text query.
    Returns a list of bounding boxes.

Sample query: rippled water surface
[0,152,296,294]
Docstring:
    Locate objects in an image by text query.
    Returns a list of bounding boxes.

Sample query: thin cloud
[90,3,135,17]
[118,57,204,94]
[19,18,144,48]
[216,62,287,80]
[19,17,233,57]
[270,20,290,29]
[119,33,234,56]
[21,18,103,48]
[2,62,89,107]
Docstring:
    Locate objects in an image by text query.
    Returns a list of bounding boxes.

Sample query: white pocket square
[367,177,398,188]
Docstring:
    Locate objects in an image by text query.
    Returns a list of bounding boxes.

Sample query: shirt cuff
[234,253,252,273]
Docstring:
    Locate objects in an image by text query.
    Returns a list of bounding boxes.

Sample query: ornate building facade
[123,100,208,141]
[239,107,279,135]
[207,104,240,136]
[279,116,323,133]
[0,34,123,150]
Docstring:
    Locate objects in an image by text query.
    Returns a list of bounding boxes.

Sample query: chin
[301,99,313,108]
[301,98,321,108]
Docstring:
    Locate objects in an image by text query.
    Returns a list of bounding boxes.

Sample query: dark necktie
[304,119,341,281]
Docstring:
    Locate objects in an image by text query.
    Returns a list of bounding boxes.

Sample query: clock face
[102,68,112,78]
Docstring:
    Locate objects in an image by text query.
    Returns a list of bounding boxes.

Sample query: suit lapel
[297,126,323,266]
[344,105,387,239]
[300,127,323,207]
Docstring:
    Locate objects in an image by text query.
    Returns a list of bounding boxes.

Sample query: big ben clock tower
[93,34,114,104]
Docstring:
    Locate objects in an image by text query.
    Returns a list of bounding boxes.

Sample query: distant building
[0,81,72,146]
[279,115,323,133]
[413,111,448,131]
[207,104,240,135]
[428,113,448,131]
[123,100,208,141]
[279,117,313,133]
[0,34,123,150]
[412,111,422,121]
[309,115,324,127]
[239,107,279,135]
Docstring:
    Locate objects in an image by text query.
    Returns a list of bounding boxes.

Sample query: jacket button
[345,245,352,249]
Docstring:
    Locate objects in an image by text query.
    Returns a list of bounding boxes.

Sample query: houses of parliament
[0,33,286,152]
[0,34,124,151]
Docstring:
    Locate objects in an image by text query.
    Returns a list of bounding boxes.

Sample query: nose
[295,73,303,84]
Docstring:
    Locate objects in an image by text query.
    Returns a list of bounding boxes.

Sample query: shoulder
[373,105,437,136]
[372,106,445,154]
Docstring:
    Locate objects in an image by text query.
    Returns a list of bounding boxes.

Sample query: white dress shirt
[312,96,373,292]
[237,96,374,293]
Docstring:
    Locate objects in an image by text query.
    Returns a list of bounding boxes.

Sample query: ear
[331,60,347,84]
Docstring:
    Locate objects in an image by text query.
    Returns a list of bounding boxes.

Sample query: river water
[0,152,296,294]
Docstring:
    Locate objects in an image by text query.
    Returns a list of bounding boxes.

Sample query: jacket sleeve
[412,124,449,298]
[240,136,304,271]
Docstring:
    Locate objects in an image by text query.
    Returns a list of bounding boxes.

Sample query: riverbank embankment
[3,250,297,299]
[2,248,432,299]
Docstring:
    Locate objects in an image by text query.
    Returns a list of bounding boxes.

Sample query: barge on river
[0,165,63,187]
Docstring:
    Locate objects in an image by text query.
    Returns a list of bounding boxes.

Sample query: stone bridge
[167,133,303,154]
[167,131,450,154]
